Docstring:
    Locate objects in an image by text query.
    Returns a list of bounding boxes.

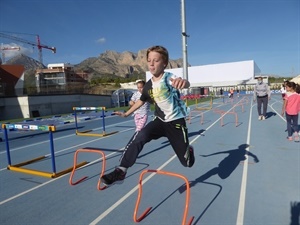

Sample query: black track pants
[120,117,190,168]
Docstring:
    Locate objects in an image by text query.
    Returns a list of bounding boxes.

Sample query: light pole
[181,0,189,81]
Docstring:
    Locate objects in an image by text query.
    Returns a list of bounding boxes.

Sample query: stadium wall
[0,94,112,120]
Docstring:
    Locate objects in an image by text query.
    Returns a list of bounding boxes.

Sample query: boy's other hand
[170,77,188,89]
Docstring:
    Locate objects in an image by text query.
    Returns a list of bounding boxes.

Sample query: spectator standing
[253,76,271,120]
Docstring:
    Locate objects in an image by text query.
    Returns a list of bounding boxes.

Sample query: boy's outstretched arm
[114,99,144,117]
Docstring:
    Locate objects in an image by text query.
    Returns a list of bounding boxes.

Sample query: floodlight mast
[181,0,189,82]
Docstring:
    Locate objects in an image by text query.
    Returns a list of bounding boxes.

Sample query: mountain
[74,49,184,77]
[5,54,45,70]
[4,50,184,78]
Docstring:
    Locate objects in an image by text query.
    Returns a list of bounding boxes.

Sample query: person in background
[101,45,195,186]
[220,88,223,96]
[229,88,234,98]
[281,81,300,142]
[129,80,150,132]
[280,80,288,100]
[253,76,271,120]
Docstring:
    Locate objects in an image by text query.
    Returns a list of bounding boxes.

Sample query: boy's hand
[170,77,188,89]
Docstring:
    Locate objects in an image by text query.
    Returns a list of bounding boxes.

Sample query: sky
[0,0,299,77]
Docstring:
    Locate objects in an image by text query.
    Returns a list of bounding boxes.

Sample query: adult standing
[253,76,271,120]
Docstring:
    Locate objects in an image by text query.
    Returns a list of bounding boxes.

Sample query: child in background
[129,80,150,131]
[101,45,195,186]
[281,81,300,142]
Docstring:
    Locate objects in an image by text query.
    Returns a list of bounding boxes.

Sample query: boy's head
[146,45,169,69]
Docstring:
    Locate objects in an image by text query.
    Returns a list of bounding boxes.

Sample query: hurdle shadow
[137,143,171,159]
[181,181,222,225]
[140,185,184,220]
[290,201,300,225]
[115,125,135,128]
[144,180,222,225]
[189,129,206,137]
[222,121,243,127]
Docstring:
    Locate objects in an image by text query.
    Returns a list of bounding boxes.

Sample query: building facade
[35,63,88,94]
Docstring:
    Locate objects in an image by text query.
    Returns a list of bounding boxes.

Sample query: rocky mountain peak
[5,54,45,70]
[4,49,184,78]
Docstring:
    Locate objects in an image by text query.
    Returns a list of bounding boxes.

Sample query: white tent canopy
[290,74,300,84]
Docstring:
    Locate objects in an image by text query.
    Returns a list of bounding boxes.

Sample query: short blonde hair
[146,45,169,67]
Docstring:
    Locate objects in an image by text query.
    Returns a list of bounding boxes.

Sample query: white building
[146,60,263,93]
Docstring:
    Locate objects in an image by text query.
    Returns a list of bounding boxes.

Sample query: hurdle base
[194,107,212,111]
[76,131,118,137]
[11,155,46,167]
[7,161,88,179]
[76,130,92,135]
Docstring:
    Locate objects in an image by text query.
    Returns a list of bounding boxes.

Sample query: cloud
[96,37,106,44]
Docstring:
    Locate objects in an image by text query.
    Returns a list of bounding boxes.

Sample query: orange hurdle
[69,148,106,190]
[233,103,244,112]
[188,111,204,124]
[213,108,239,127]
[134,169,194,225]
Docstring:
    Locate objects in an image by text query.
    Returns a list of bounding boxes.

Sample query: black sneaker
[101,168,126,186]
[185,145,195,167]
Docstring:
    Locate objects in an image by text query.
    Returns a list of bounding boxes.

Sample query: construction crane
[0,45,21,64]
[0,32,56,65]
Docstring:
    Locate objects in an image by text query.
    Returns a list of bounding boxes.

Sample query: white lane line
[236,101,254,225]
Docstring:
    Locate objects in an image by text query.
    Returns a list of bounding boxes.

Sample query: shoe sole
[100,178,125,187]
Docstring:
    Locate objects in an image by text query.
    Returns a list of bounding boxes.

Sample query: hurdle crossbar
[195,96,213,110]
[73,106,118,137]
[69,148,107,190]
[2,124,87,178]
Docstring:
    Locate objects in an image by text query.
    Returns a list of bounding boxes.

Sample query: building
[35,63,88,94]
[0,64,25,96]
[146,60,263,94]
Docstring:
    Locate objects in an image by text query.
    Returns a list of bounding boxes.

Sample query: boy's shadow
[290,201,300,225]
[198,144,259,181]
[179,144,259,194]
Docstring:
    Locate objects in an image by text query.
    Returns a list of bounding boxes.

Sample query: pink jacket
[284,92,300,115]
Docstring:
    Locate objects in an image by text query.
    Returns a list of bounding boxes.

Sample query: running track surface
[0,94,299,225]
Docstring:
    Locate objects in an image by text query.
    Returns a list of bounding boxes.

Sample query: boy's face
[147,51,166,77]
